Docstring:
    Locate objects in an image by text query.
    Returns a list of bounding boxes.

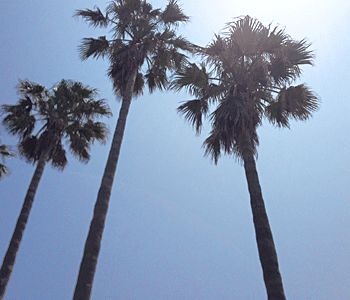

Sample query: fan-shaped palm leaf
[266,84,319,127]
[79,36,110,60]
[171,62,208,94]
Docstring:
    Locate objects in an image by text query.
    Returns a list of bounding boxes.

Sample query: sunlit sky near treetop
[0,0,349,299]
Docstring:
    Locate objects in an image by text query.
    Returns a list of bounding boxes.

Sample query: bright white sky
[0,1,349,299]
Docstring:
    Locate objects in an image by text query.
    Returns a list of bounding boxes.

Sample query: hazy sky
[0,1,349,299]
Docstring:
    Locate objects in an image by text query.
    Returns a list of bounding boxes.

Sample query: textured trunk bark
[73,69,138,300]
[0,153,48,300]
[242,133,286,300]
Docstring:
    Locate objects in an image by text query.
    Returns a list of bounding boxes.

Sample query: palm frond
[50,142,68,170]
[16,80,49,102]
[282,84,319,119]
[168,35,194,53]
[204,35,228,64]
[73,7,109,28]
[203,126,254,164]
[224,15,266,57]
[2,101,36,140]
[81,99,112,119]
[145,67,167,93]
[225,15,264,38]
[66,122,99,163]
[268,38,314,85]
[107,0,158,39]
[106,1,131,39]
[18,136,39,163]
[66,119,108,163]
[167,51,189,71]
[264,98,290,128]
[68,132,91,163]
[78,36,110,60]
[170,63,208,94]
[208,94,261,157]
[86,121,109,143]
[266,84,320,127]
[261,26,289,54]
[132,72,145,96]
[161,0,190,25]
[285,39,314,66]
[68,80,98,98]
[203,130,222,164]
[203,125,259,163]
[269,55,298,85]
[177,99,209,134]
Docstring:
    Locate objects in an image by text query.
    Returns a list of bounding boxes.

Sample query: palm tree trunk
[0,153,48,300]
[242,133,286,300]
[73,69,138,300]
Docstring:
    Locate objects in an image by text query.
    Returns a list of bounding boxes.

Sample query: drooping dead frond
[177,99,209,134]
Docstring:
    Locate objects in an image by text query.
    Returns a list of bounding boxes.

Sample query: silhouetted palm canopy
[2,79,111,167]
[0,79,111,300]
[172,15,320,299]
[73,1,192,299]
[75,0,192,95]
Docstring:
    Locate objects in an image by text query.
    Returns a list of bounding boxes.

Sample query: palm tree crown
[172,15,320,300]
[75,0,193,96]
[2,79,111,167]
[173,15,319,162]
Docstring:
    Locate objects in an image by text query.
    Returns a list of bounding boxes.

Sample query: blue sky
[0,0,349,299]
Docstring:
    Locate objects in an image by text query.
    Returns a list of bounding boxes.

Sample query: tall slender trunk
[242,133,286,300]
[73,69,138,300]
[0,153,48,300]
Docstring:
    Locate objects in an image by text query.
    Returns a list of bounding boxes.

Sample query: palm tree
[0,138,15,180]
[73,0,192,298]
[0,79,111,300]
[172,16,320,300]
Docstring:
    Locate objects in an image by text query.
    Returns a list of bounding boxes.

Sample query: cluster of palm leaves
[0,1,320,300]
[75,0,192,96]
[173,16,318,161]
[2,80,111,167]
